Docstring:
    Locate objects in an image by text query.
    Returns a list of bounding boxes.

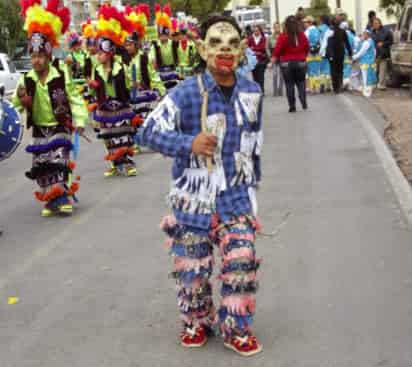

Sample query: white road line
[341,95,412,229]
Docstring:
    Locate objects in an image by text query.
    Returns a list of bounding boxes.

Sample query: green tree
[127,0,231,22]
[0,0,26,58]
[249,0,264,6]
[379,0,405,18]
[305,0,331,20]
[156,0,231,21]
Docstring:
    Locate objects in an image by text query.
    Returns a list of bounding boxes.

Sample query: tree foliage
[0,0,26,58]
[379,0,405,18]
[157,0,231,21]
[249,0,263,6]
[305,0,331,20]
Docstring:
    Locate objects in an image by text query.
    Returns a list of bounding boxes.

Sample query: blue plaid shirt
[141,70,263,230]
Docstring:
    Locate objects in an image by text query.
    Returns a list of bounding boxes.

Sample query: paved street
[1,93,412,367]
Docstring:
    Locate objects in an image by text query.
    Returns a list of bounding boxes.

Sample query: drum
[0,98,23,162]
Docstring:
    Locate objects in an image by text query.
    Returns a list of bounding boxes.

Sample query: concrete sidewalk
[0,92,412,367]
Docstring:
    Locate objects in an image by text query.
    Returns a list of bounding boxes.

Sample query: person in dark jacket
[366,10,377,31]
[326,19,352,93]
[296,7,306,32]
[371,17,393,90]
[248,25,268,93]
[271,15,309,112]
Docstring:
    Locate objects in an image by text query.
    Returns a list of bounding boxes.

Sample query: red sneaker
[224,334,263,357]
[180,326,208,348]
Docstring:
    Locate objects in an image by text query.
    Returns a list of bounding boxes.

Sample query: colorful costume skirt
[93,98,137,168]
[161,214,261,339]
[158,66,180,90]
[130,89,160,120]
[343,57,353,83]
[25,125,79,209]
[319,57,331,89]
[307,54,321,92]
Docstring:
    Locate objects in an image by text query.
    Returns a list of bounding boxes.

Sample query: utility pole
[274,0,280,23]
[355,0,363,32]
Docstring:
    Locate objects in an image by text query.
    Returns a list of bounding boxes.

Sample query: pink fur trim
[164,237,174,250]
[221,295,256,316]
[159,214,177,230]
[174,255,214,272]
[222,247,255,265]
[219,272,257,283]
[219,233,255,251]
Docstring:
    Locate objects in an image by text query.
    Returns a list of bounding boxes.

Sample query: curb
[340,94,412,229]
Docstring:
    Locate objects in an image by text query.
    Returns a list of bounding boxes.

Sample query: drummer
[12,0,88,217]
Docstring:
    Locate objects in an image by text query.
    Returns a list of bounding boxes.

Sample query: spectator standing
[271,15,309,112]
[326,19,352,93]
[267,22,284,96]
[366,10,377,31]
[248,25,268,94]
[335,8,346,24]
[371,17,393,90]
[296,7,306,32]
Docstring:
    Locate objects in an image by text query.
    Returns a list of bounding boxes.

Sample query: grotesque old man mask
[197,21,246,75]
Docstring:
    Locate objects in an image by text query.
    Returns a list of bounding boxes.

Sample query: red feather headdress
[20,0,70,47]
[96,4,133,46]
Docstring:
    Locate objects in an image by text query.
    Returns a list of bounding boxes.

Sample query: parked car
[389,0,412,93]
[0,53,21,97]
[13,56,31,74]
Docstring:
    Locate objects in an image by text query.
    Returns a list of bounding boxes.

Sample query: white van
[232,6,266,30]
[0,54,21,97]
[389,0,412,88]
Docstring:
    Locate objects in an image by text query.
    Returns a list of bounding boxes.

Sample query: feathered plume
[154,3,161,14]
[138,3,150,20]
[125,3,150,40]
[81,19,96,39]
[19,0,70,46]
[179,19,188,32]
[171,17,178,34]
[66,31,81,49]
[96,4,133,46]
[155,3,172,30]
[163,3,172,17]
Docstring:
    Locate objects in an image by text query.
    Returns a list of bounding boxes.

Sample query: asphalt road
[1,92,412,367]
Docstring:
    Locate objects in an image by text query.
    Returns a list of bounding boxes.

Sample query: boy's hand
[192,132,217,157]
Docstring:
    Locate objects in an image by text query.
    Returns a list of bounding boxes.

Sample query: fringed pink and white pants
[161,214,261,339]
